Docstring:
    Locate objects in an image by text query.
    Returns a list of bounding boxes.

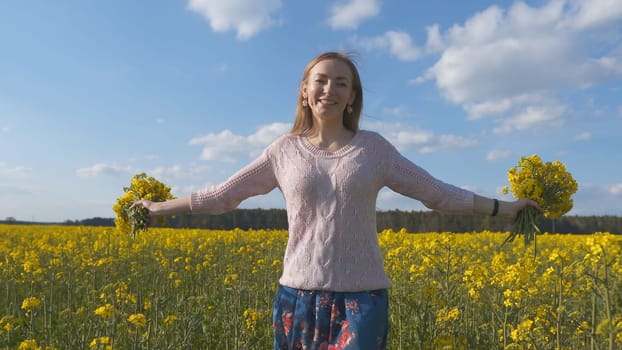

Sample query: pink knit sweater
[191,130,474,292]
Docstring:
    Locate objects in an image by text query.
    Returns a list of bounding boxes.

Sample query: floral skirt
[272,285,389,350]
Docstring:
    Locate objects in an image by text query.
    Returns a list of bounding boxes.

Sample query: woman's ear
[301,81,308,98]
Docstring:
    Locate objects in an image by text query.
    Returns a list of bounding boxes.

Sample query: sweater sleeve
[384,145,474,214]
[190,150,278,215]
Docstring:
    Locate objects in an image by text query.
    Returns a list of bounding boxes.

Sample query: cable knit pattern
[190,130,474,292]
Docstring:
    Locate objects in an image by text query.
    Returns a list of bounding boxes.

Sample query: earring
[302,96,308,107]
[347,104,353,114]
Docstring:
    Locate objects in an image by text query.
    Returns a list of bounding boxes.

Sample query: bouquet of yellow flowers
[502,154,578,246]
[112,173,175,237]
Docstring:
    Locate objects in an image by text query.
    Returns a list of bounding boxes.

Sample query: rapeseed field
[1,225,620,349]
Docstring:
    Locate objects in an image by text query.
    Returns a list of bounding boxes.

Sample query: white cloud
[150,164,210,182]
[424,24,445,53]
[189,122,291,162]
[150,165,184,180]
[465,98,515,120]
[419,134,478,154]
[189,130,247,162]
[408,76,426,85]
[187,0,282,40]
[493,105,566,134]
[328,0,380,30]
[1,126,9,133]
[608,183,622,195]
[364,121,478,153]
[428,36,606,105]
[0,162,31,176]
[563,0,622,30]
[383,105,418,119]
[76,164,132,178]
[574,131,592,141]
[467,94,567,132]
[381,31,422,61]
[357,26,443,61]
[486,150,512,161]
[156,118,165,124]
[248,122,291,145]
[361,0,622,134]
[429,1,621,104]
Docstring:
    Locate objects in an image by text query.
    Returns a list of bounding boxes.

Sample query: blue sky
[1,0,621,222]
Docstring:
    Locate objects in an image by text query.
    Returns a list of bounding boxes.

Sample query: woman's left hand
[508,198,542,220]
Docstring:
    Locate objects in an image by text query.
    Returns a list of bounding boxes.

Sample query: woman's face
[302,58,356,125]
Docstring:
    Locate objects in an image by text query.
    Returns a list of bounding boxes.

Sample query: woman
[134,51,540,350]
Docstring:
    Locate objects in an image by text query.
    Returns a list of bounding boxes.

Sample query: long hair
[290,51,363,135]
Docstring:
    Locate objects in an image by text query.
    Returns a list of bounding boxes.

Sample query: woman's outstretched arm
[473,194,540,220]
[130,145,278,219]
[132,197,191,218]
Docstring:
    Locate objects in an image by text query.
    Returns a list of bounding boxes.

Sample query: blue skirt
[272,285,389,350]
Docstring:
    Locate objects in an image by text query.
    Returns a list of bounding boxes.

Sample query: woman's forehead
[309,59,352,79]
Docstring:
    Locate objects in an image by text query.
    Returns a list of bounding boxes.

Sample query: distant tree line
[8,209,617,234]
[3,210,621,234]
[374,210,622,234]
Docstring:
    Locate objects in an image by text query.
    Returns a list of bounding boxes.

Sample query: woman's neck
[306,125,354,152]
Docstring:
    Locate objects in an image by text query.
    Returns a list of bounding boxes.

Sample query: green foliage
[112,173,175,236]
[126,205,151,238]
[503,206,541,246]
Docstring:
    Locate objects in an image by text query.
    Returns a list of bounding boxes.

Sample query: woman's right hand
[130,199,155,213]
[129,196,191,219]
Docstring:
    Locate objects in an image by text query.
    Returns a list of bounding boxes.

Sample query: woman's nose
[324,80,335,94]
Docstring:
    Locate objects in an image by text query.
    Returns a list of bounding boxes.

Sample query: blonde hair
[290,51,363,135]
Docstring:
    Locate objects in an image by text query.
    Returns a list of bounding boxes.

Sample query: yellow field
[0,225,620,349]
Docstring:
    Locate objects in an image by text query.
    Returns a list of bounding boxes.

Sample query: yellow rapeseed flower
[163,315,179,326]
[1,316,15,332]
[94,303,115,319]
[435,307,460,326]
[115,281,137,305]
[128,313,147,328]
[510,319,534,342]
[18,339,40,350]
[243,308,261,332]
[95,257,113,267]
[21,297,41,312]
[224,273,239,286]
[89,336,112,350]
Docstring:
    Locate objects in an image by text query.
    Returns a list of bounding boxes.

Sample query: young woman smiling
[133,51,540,350]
